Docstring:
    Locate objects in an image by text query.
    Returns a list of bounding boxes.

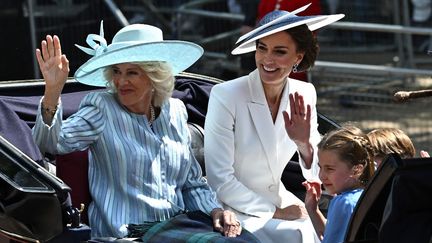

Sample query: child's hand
[302,180,322,212]
[420,150,430,158]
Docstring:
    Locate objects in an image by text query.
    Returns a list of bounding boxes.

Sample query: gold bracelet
[42,104,57,116]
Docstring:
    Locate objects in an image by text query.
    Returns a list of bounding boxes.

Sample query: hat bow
[75,21,107,57]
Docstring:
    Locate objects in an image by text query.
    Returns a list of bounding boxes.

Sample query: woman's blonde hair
[104,61,175,107]
[319,126,375,186]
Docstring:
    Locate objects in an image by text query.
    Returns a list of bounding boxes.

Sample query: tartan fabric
[127,222,158,238]
[140,211,260,243]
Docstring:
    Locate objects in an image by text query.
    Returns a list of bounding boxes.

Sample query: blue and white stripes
[32,92,220,237]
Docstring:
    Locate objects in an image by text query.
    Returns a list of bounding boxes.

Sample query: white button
[268,184,277,192]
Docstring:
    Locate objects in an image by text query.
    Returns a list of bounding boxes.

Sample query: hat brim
[235,3,311,44]
[74,41,203,87]
[231,14,344,55]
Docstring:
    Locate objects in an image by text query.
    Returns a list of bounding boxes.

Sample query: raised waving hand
[35,35,69,107]
[283,92,314,168]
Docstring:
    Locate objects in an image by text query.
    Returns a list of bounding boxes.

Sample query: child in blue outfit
[302,126,375,243]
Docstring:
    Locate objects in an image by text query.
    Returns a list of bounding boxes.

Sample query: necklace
[275,0,283,10]
[148,104,155,125]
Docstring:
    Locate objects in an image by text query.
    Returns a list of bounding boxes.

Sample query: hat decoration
[75,22,108,57]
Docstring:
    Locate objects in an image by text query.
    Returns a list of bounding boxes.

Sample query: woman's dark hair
[284,24,319,72]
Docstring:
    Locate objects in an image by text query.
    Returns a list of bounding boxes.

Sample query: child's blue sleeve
[322,190,362,243]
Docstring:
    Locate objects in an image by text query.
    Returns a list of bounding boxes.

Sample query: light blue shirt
[323,188,363,243]
[32,91,220,237]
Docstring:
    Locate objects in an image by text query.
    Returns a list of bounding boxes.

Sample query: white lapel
[246,70,279,180]
[274,79,290,129]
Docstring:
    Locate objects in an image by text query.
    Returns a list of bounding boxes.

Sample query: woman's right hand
[273,204,308,220]
[35,35,69,106]
[211,208,242,237]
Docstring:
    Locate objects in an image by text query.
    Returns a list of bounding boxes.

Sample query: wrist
[296,142,313,163]
[42,94,60,108]
[211,208,223,218]
[41,102,58,116]
[305,204,317,213]
[295,141,311,150]
[273,207,282,219]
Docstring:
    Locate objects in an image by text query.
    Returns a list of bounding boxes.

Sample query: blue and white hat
[74,22,203,87]
[231,3,344,55]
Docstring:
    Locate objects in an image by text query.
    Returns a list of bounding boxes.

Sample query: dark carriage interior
[0,136,70,242]
[345,154,432,243]
[0,73,340,242]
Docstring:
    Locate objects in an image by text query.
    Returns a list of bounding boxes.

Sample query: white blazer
[204,69,321,219]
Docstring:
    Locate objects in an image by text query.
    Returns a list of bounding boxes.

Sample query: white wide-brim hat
[231,4,345,55]
[74,22,203,87]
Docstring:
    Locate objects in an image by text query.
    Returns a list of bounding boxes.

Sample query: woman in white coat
[204,5,344,243]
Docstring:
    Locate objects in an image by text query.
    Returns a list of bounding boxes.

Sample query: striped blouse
[32,91,220,237]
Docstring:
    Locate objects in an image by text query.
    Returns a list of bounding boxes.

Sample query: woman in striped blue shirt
[32,23,258,242]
